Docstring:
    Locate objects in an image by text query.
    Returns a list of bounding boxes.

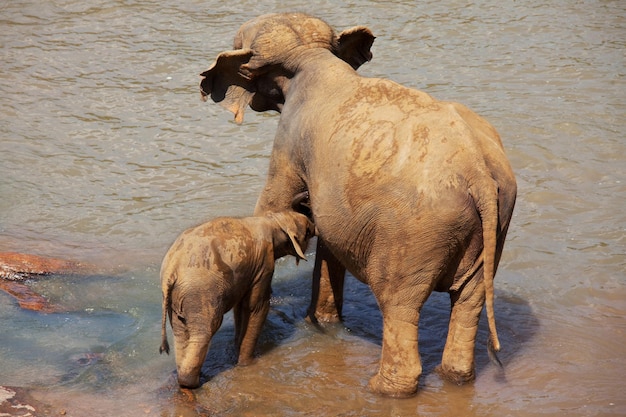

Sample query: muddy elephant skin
[199,13,516,397]
[0,251,93,312]
[159,211,315,388]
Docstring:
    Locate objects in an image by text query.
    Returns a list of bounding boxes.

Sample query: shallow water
[1,0,624,415]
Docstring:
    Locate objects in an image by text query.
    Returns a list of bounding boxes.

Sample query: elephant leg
[236,283,271,365]
[368,283,433,398]
[233,302,247,351]
[369,309,422,398]
[438,275,485,384]
[253,165,306,216]
[306,238,345,323]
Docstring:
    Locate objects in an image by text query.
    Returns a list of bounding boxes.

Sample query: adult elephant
[199,13,517,397]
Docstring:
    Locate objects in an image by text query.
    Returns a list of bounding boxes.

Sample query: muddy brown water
[1,1,624,416]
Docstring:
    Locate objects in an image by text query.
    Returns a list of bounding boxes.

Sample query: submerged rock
[0,280,61,313]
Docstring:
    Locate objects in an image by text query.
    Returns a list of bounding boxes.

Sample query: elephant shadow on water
[190,311,292,386]
[340,274,539,383]
[182,268,538,391]
[157,274,538,416]
[156,263,313,411]
[191,264,315,386]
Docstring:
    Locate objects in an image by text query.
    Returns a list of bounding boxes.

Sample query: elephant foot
[435,364,475,385]
[236,356,256,366]
[305,309,341,324]
[367,373,418,398]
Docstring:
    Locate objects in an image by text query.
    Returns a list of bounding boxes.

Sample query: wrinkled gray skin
[199,13,516,397]
[159,211,315,388]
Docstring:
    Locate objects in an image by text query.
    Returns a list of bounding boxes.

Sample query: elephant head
[268,210,315,262]
[199,12,375,123]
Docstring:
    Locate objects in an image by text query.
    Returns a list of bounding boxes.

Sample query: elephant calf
[159,211,315,388]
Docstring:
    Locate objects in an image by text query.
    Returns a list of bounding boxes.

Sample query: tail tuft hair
[487,337,503,368]
[159,339,170,355]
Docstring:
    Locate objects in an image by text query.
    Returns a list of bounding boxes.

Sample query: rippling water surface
[1,1,624,416]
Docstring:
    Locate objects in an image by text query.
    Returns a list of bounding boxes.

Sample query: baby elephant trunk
[177,368,201,389]
[175,337,211,389]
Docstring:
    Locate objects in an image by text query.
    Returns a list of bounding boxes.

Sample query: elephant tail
[159,274,172,355]
[473,181,501,358]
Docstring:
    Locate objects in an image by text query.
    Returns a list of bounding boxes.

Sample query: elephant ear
[270,213,308,261]
[199,49,255,124]
[336,26,375,70]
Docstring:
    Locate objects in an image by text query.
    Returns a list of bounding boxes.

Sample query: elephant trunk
[175,337,211,389]
[177,366,201,389]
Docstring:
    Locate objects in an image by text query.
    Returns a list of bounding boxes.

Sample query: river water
[1,0,624,416]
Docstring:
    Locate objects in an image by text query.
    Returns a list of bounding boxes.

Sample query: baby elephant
[159,211,315,388]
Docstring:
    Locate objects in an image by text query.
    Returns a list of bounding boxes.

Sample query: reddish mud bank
[0,252,88,280]
[0,252,93,313]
